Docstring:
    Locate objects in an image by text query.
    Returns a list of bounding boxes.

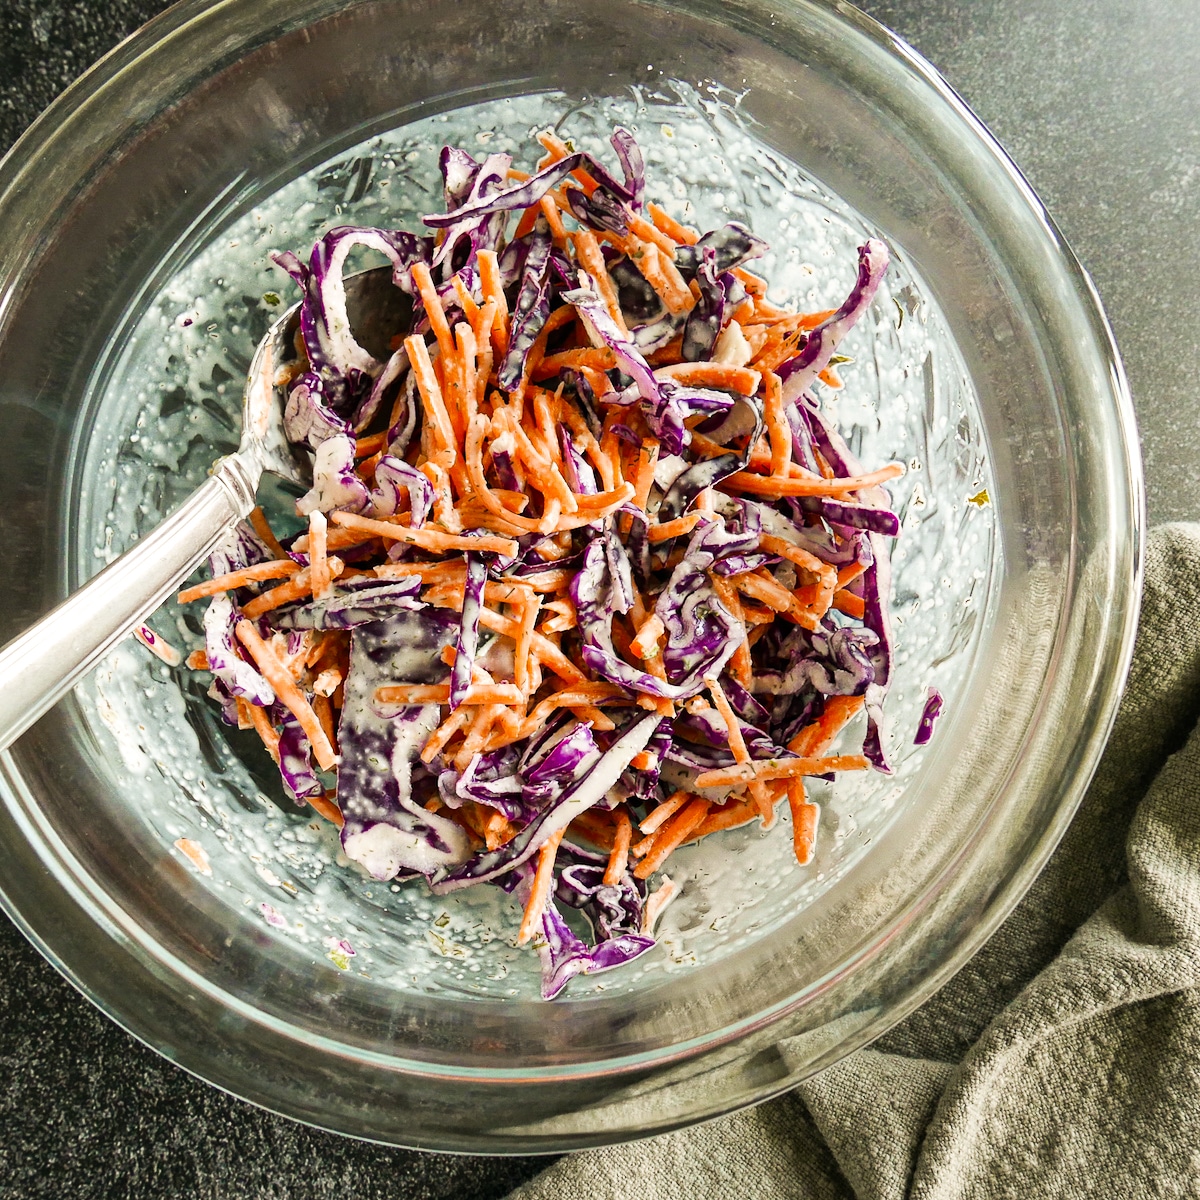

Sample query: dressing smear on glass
[71,84,994,1001]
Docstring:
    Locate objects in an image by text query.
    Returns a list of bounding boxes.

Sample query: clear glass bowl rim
[0,0,1144,1152]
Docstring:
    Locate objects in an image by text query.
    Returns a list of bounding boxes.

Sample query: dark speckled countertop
[2,1,1197,1195]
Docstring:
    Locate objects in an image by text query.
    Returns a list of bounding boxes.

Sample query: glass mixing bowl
[0,0,1141,1152]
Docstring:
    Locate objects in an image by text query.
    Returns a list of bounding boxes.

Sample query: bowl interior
[0,0,1138,1149]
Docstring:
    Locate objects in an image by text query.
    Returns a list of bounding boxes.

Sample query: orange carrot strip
[404,334,457,468]
[420,707,473,763]
[177,559,300,603]
[763,370,791,478]
[572,229,627,332]
[186,650,209,671]
[788,695,864,757]
[235,621,337,770]
[693,798,759,839]
[629,612,665,660]
[308,511,331,600]
[329,511,517,557]
[694,754,870,789]
[312,693,337,754]
[731,570,814,626]
[626,211,680,257]
[373,559,468,583]
[241,559,344,619]
[654,362,761,395]
[245,701,280,762]
[476,251,509,358]
[533,347,618,379]
[248,507,288,560]
[639,790,690,835]
[603,812,633,886]
[631,439,660,511]
[758,534,837,591]
[514,588,541,695]
[788,781,819,865]
[539,193,569,244]
[374,683,524,706]
[410,261,455,366]
[633,797,710,879]
[354,432,388,457]
[837,561,869,590]
[308,792,345,828]
[565,704,616,731]
[647,513,701,543]
[452,275,480,324]
[536,130,596,191]
[706,676,775,825]
[454,704,507,772]
[623,239,693,314]
[723,462,906,498]
[517,682,626,736]
[647,202,699,245]
[517,828,566,945]
[833,590,866,619]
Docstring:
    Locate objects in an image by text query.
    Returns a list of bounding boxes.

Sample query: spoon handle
[0,456,258,752]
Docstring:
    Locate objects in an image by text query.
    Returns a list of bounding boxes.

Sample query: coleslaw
[178,126,903,999]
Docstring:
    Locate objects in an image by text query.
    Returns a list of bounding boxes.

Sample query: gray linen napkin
[508,523,1200,1199]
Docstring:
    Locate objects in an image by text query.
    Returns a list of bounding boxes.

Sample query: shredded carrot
[694,754,869,789]
[533,347,618,380]
[248,506,288,560]
[572,228,628,332]
[245,702,280,762]
[308,510,331,600]
[837,561,869,591]
[633,797,710,879]
[647,202,698,245]
[603,812,633,886]
[517,828,566,945]
[307,791,345,828]
[241,558,345,619]
[629,612,665,660]
[476,250,509,358]
[693,798,759,839]
[235,620,337,770]
[410,260,455,366]
[763,370,791,478]
[788,695,865,758]
[177,559,300,604]
[405,335,457,467]
[654,361,761,395]
[647,512,701,543]
[787,781,819,865]
[375,682,524,707]
[833,590,866,619]
[639,790,690,835]
[722,462,905,498]
[186,650,209,671]
[420,707,473,763]
[329,511,517,557]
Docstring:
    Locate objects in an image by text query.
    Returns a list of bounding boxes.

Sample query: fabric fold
[507,524,1200,1200]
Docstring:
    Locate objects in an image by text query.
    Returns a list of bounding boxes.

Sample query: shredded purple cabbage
[187,125,907,999]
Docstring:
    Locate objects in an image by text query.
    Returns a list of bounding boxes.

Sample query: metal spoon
[0,265,403,751]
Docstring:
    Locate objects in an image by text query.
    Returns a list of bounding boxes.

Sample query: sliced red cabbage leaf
[778,238,889,403]
[270,576,424,630]
[497,217,554,392]
[296,432,370,516]
[277,709,324,802]
[433,714,661,891]
[449,554,487,710]
[673,222,768,278]
[203,592,273,708]
[915,687,944,745]
[337,611,472,880]
[369,455,434,526]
